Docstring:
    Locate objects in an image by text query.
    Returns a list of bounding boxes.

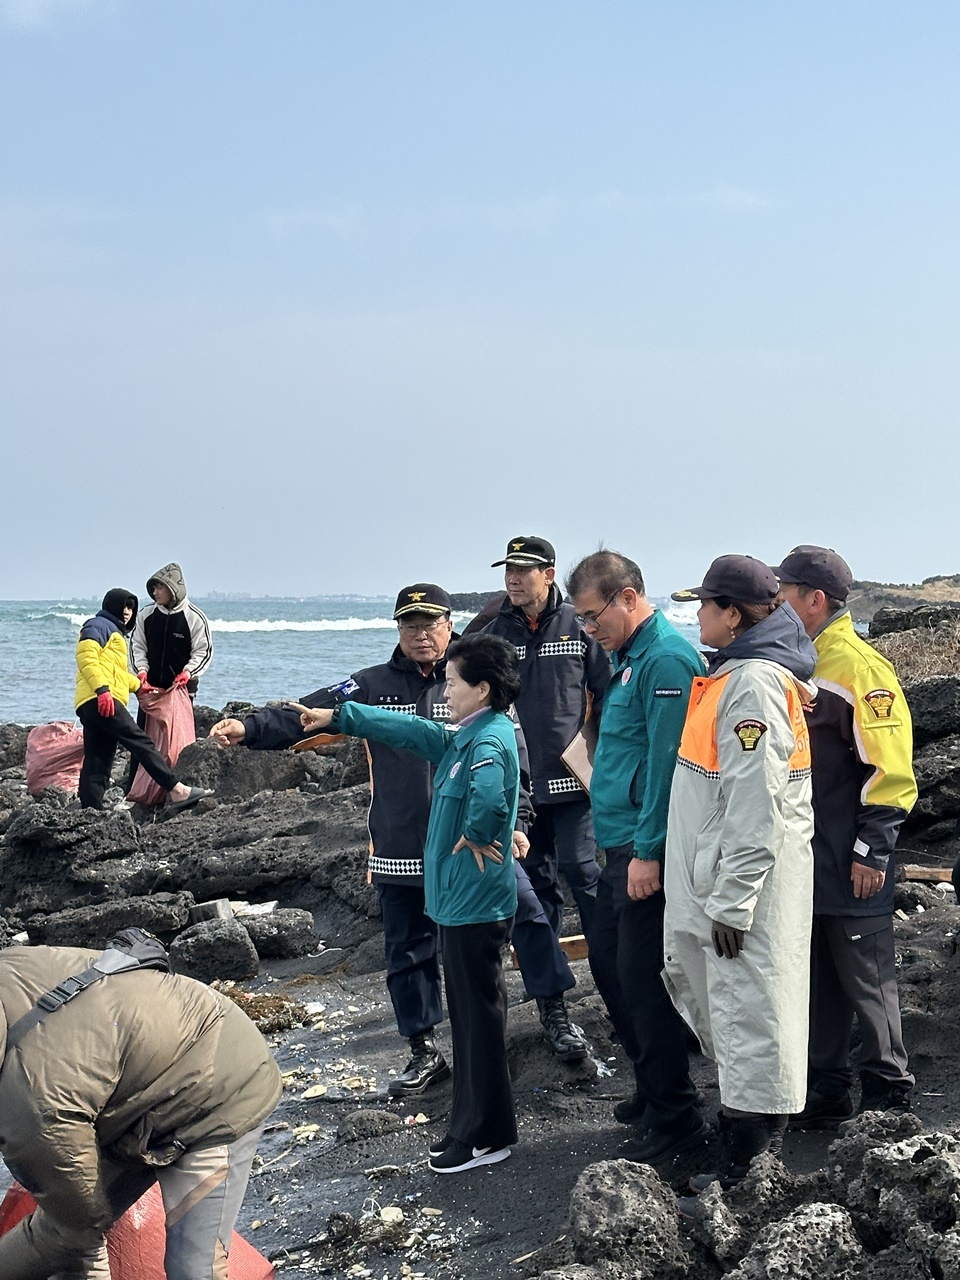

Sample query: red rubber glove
[173,671,190,689]
[137,671,150,689]
[97,691,115,717]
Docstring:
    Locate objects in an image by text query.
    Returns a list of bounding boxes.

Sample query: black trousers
[378,867,574,1040]
[441,918,518,1150]
[379,883,444,1040]
[525,798,599,938]
[76,699,178,810]
[808,913,914,1096]
[588,845,699,1131]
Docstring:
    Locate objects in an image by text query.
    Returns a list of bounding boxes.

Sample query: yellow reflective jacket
[808,609,917,916]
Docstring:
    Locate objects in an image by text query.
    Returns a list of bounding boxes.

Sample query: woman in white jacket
[662,555,817,1198]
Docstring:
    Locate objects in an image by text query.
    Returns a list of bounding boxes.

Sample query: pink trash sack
[0,1181,274,1278]
[128,685,197,807]
[25,721,85,795]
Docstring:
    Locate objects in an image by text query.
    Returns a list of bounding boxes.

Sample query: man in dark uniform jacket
[482,536,611,939]
[210,583,587,1091]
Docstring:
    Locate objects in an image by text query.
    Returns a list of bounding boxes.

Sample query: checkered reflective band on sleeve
[368,856,425,877]
[538,640,587,658]
[432,704,452,719]
[547,776,585,795]
[378,702,418,715]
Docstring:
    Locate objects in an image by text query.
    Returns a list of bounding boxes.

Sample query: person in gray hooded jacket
[132,562,213,697]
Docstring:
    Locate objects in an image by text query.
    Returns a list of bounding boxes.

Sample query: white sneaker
[428,1140,511,1174]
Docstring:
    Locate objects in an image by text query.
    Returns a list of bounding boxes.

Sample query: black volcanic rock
[0,725,30,772]
[169,918,259,983]
[240,907,318,958]
[25,891,196,948]
[905,675,960,748]
[870,603,960,637]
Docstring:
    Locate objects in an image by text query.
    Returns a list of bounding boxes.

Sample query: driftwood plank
[901,865,954,884]
[510,934,588,968]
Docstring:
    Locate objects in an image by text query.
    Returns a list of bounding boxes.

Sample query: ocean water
[0,597,702,727]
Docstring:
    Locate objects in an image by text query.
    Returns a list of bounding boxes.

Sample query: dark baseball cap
[491,536,556,568]
[672,555,780,604]
[772,546,853,602]
[393,583,452,619]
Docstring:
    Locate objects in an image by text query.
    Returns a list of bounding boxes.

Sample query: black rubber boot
[683,1110,775,1199]
[387,1032,451,1097]
[537,996,588,1062]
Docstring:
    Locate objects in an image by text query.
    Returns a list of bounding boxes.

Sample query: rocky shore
[1,603,960,1278]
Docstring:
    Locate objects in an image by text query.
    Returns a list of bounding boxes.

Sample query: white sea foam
[45,609,477,634]
[208,616,398,633]
[663,601,699,627]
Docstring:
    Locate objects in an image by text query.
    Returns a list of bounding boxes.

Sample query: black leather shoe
[615,1088,705,1125]
[788,1090,854,1130]
[614,1091,647,1124]
[537,996,588,1062]
[387,1032,451,1097]
[619,1116,709,1164]
[857,1075,912,1116]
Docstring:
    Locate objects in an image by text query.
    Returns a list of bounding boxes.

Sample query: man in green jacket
[568,550,707,1164]
[0,944,281,1279]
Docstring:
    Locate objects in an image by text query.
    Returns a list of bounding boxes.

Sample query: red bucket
[0,1181,273,1278]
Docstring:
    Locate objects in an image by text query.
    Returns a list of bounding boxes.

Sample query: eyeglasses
[398,616,449,635]
[575,593,621,629]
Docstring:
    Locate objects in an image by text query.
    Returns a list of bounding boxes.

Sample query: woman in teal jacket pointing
[292,633,522,1174]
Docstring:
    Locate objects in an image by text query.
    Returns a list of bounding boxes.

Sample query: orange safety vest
[677,671,811,779]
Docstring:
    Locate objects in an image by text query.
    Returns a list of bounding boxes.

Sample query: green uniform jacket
[590,610,705,858]
[0,946,282,1254]
[334,702,519,926]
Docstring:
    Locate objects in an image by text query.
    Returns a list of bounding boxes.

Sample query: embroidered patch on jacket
[449,760,462,779]
[863,688,895,719]
[734,719,767,751]
[621,666,633,686]
[470,757,495,770]
[654,688,682,697]
[329,678,360,697]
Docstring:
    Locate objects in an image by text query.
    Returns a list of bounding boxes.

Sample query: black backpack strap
[4,930,170,1055]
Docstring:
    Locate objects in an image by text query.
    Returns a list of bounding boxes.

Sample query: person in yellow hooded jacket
[74,588,208,811]
[661,556,818,1202]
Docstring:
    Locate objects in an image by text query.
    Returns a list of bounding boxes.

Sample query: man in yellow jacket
[75,588,208,811]
[0,939,282,1278]
[775,546,918,1126]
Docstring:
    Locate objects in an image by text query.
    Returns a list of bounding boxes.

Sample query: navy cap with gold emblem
[771,545,853,603]
[393,583,452,619]
[491,536,556,568]
[672,555,779,604]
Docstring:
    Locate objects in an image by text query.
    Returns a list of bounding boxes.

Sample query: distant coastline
[848,575,960,624]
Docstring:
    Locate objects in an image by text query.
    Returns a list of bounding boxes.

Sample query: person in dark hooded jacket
[74,588,208,811]
[661,556,818,1201]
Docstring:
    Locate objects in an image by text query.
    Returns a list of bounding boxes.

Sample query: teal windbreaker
[590,610,705,858]
[334,702,519,927]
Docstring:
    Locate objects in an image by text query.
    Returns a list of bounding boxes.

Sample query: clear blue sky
[2,0,957,600]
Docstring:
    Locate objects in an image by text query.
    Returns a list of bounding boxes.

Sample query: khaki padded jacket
[0,946,281,1233]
